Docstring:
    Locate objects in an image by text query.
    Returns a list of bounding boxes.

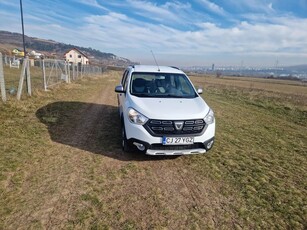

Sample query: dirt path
[5,76,242,229]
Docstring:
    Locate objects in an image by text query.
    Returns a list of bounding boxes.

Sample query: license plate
[162,137,194,145]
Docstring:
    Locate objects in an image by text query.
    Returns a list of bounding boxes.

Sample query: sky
[0,0,307,67]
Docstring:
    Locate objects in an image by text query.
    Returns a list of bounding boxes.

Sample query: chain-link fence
[0,53,105,102]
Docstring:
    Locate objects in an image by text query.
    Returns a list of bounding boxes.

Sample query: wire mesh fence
[42,59,68,90]
[0,53,106,102]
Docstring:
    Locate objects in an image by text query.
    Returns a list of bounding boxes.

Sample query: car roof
[129,65,184,74]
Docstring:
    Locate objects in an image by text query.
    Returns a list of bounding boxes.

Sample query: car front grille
[144,119,206,137]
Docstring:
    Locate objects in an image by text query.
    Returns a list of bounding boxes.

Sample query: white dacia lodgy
[115,65,215,155]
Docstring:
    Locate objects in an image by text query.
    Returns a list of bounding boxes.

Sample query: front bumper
[146,148,206,156]
[128,137,215,156]
[124,115,215,155]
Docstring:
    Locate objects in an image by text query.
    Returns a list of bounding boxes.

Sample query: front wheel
[121,124,131,152]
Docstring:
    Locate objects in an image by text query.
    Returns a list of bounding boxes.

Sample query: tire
[121,123,131,152]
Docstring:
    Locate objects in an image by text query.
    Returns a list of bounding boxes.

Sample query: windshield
[130,72,197,98]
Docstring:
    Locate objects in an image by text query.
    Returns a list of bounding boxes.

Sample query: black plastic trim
[127,136,215,153]
[144,119,208,137]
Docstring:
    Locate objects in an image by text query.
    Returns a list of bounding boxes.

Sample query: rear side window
[121,70,129,91]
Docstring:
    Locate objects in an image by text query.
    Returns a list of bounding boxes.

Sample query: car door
[118,69,129,116]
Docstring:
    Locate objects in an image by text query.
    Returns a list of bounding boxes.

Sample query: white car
[115,65,215,155]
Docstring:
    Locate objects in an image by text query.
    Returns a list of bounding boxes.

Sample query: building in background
[29,50,43,59]
[64,48,89,65]
[12,48,24,57]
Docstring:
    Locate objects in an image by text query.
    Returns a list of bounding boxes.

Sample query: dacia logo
[174,121,184,130]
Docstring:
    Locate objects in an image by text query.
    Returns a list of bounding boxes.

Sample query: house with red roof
[64,48,89,65]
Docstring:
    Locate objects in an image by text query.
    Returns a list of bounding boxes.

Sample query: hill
[283,64,307,72]
[0,30,138,67]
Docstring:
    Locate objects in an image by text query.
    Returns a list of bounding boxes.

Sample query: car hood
[128,95,209,120]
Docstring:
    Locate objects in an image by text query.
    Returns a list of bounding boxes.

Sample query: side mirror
[197,88,203,94]
[115,85,125,93]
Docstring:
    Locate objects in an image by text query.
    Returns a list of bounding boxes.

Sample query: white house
[64,48,89,65]
[29,50,43,59]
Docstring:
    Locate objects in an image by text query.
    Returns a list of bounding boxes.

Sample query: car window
[121,70,127,85]
[177,75,195,95]
[130,72,197,98]
[121,70,129,91]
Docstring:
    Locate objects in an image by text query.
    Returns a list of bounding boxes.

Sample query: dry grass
[192,76,307,228]
[0,70,306,229]
[191,74,307,94]
[192,75,307,111]
[2,65,46,101]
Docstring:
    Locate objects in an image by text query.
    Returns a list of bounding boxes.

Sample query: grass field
[1,63,100,102]
[2,65,44,98]
[191,75,307,228]
[0,70,306,229]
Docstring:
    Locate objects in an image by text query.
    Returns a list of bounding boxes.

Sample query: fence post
[64,62,68,83]
[0,53,7,102]
[67,63,71,83]
[80,64,82,78]
[42,59,47,91]
[26,58,31,96]
[72,64,75,80]
[17,58,28,100]
[4,55,8,65]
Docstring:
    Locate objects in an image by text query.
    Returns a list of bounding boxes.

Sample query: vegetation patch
[0,71,306,229]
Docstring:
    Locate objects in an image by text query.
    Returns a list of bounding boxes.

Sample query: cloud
[81,11,307,57]
[239,0,275,13]
[21,4,302,66]
[76,0,109,11]
[0,0,18,7]
[125,0,193,26]
[0,10,21,33]
[83,13,171,49]
[1,0,306,66]
[196,18,307,55]
[197,0,227,16]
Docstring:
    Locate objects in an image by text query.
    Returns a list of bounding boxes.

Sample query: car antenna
[151,50,160,71]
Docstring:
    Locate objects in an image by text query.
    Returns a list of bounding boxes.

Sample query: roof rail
[170,66,180,70]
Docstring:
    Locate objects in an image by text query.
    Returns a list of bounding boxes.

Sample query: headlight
[204,109,214,124]
[128,108,148,125]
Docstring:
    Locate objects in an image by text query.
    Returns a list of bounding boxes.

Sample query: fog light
[206,140,214,150]
[133,142,145,151]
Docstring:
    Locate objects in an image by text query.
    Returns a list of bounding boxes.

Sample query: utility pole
[20,0,28,93]
[20,0,26,57]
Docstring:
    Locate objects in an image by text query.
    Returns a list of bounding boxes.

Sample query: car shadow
[36,101,179,161]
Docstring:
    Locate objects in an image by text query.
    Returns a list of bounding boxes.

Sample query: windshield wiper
[164,94,185,98]
[132,93,194,98]
[132,93,155,97]
[162,94,197,98]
